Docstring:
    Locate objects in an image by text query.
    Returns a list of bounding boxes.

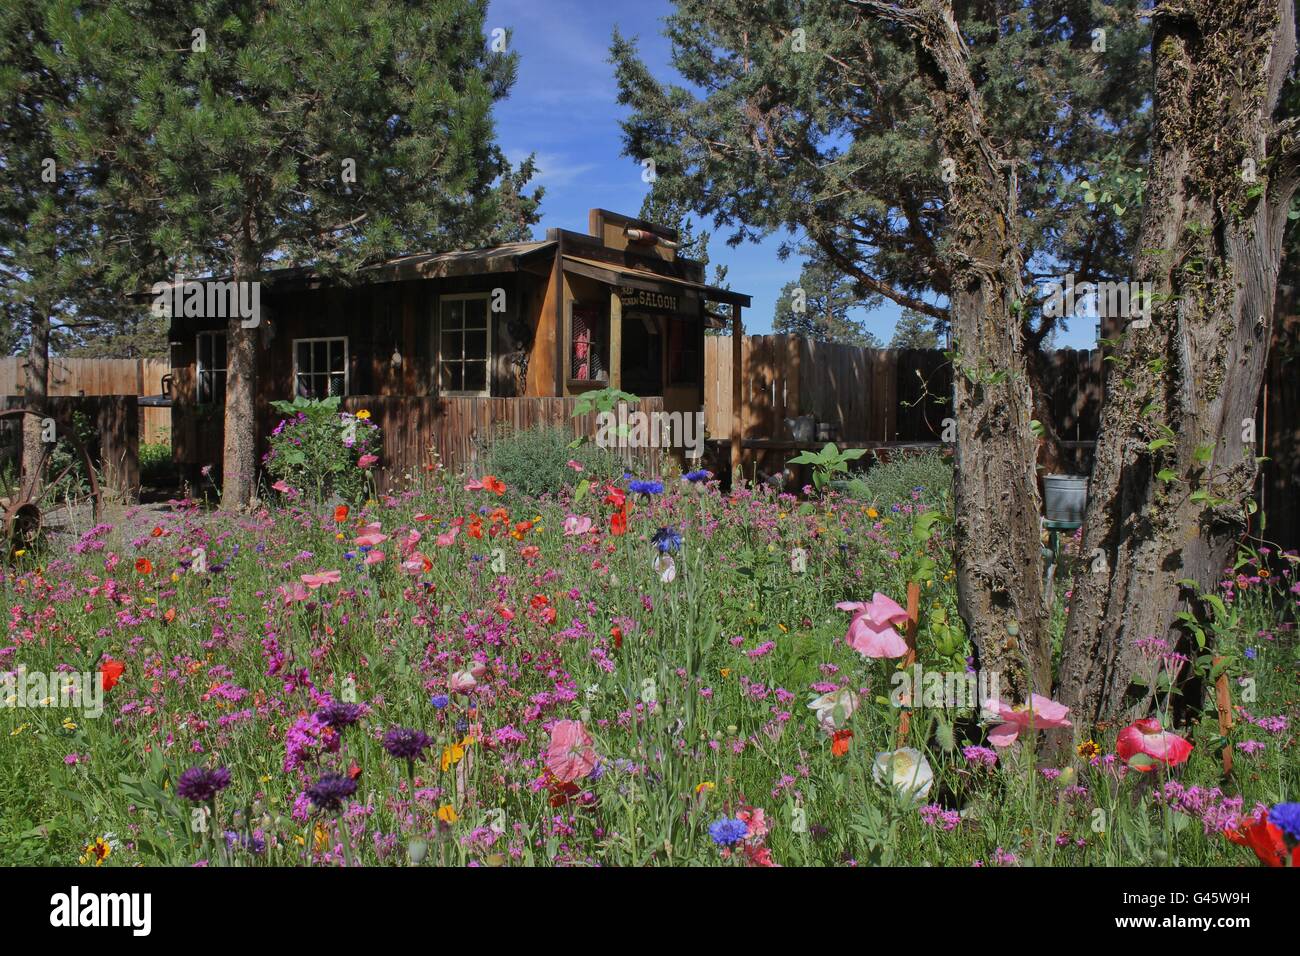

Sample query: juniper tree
[51,0,540,505]
[612,0,1150,696]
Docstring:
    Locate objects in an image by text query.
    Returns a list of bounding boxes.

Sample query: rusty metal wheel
[0,407,103,556]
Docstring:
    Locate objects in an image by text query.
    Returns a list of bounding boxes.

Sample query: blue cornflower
[430,694,449,709]
[629,479,664,496]
[682,469,711,483]
[1245,647,1257,660]
[651,526,683,554]
[708,817,749,846]
[1271,802,1300,843]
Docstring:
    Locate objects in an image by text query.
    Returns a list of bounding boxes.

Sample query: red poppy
[164,608,176,623]
[347,760,363,781]
[483,475,507,495]
[1225,814,1300,867]
[150,526,165,538]
[831,729,853,757]
[134,557,153,576]
[334,505,350,523]
[529,593,550,610]
[610,625,623,650]
[99,659,125,692]
[610,508,628,536]
[603,485,626,509]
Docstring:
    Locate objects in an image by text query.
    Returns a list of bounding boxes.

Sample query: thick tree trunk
[21,313,50,487]
[1058,0,1299,725]
[857,0,1048,698]
[221,248,259,508]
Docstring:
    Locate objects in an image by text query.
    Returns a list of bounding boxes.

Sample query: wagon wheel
[0,408,103,555]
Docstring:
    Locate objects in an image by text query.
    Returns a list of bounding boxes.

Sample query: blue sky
[486,0,1096,348]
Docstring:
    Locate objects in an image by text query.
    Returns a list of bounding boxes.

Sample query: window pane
[214,371,227,404]
[297,342,311,372]
[463,362,486,393]
[464,329,487,360]
[444,363,463,392]
[330,340,345,372]
[443,299,463,327]
[465,298,487,326]
[296,373,311,399]
[214,334,226,370]
[311,341,325,372]
[329,373,345,397]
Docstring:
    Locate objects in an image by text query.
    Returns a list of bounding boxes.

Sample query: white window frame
[436,292,493,397]
[195,331,227,405]
[292,336,349,399]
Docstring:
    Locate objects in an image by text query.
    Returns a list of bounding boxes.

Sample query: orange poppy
[334,505,350,523]
[467,517,483,539]
[134,558,153,575]
[483,475,507,495]
[150,526,165,538]
[164,608,176,623]
[99,659,125,692]
[832,729,853,757]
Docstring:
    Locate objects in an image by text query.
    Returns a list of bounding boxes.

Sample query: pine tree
[888,309,943,350]
[51,0,541,505]
[773,256,881,347]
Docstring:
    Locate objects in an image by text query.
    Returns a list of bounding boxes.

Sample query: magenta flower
[836,593,909,658]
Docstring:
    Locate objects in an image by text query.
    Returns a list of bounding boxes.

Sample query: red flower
[1116,717,1193,772]
[610,625,623,650]
[483,475,507,495]
[1225,813,1300,867]
[134,557,153,576]
[150,526,165,538]
[610,508,628,536]
[831,729,853,758]
[99,659,125,692]
[334,505,350,523]
[603,485,626,509]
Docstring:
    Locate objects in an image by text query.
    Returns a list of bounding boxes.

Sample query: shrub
[264,397,381,504]
[139,442,175,485]
[479,425,627,499]
[844,448,953,507]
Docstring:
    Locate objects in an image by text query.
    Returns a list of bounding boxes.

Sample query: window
[294,337,348,399]
[438,294,491,395]
[570,303,610,383]
[196,331,227,404]
[666,316,700,386]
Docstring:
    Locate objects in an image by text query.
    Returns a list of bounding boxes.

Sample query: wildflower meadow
[1,424,1296,871]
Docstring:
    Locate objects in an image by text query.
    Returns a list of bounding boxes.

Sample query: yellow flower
[79,837,111,866]
[437,804,458,824]
[170,572,180,583]
[867,507,878,519]
[441,741,466,771]
[62,719,77,731]
[695,781,715,795]
[13,549,25,557]
[1077,739,1101,760]
[720,667,731,679]
[9,723,26,736]
[356,409,371,420]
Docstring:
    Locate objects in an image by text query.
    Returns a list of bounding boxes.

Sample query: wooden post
[896,580,922,741]
[730,304,743,483]
[1214,655,1234,776]
[609,289,622,390]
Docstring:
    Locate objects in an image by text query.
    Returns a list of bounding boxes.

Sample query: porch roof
[561,255,752,309]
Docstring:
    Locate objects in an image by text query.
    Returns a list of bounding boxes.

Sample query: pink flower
[362,550,385,566]
[546,719,598,783]
[354,523,387,548]
[271,479,295,495]
[737,807,768,840]
[566,460,585,472]
[357,454,378,469]
[450,665,486,695]
[563,514,593,536]
[982,694,1072,747]
[435,526,459,548]
[277,582,311,604]
[1117,717,1193,771]
[836,593,909,658]
[299,570,342,589]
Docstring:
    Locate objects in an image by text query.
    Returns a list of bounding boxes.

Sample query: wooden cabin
[166,209,751,487]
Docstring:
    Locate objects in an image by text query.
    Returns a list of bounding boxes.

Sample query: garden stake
[1214,655,1233,776]
[896,580,921,742]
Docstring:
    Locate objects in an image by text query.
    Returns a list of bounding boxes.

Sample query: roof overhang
[561,255,751,308]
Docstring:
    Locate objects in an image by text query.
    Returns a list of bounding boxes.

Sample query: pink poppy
[401,530,422,555]
[566,460,585,472]
[450,664,487,695]
[357,454,379,469]
[563,515,593,536]
[435,526,459,548]
[300,570,342,589]
[362,550,385,566]
[836,593,910,658]
[982,694,1072,747]
[271,479,295,495]
[546,719,598,783]
[1116,717,1193,771]
[277,582,310,604]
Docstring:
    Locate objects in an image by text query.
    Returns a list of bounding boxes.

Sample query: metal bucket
[1042,474,1089,524]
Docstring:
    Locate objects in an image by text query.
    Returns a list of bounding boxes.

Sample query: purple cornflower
[1271,803,1300,843]
[306,774,358,812]
[382,727,432,761]
[629,479,664,496]
[430,694,450,709]
[176,766,231,802]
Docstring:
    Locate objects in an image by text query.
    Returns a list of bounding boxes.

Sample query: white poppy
[807,688,860,733]
[872,747,934,802]
[653,554,677,583]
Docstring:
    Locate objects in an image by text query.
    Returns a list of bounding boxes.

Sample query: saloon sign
[618,286,678,313]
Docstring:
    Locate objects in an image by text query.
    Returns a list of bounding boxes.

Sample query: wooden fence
[337,396,666,491]
[0,395,140,496]
[0,357,170,444]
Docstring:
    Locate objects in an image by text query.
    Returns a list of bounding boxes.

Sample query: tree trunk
[221,249,259,508]
[857,0,1049,698]
[21,312,50,488]
[1058,0,1299,726]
